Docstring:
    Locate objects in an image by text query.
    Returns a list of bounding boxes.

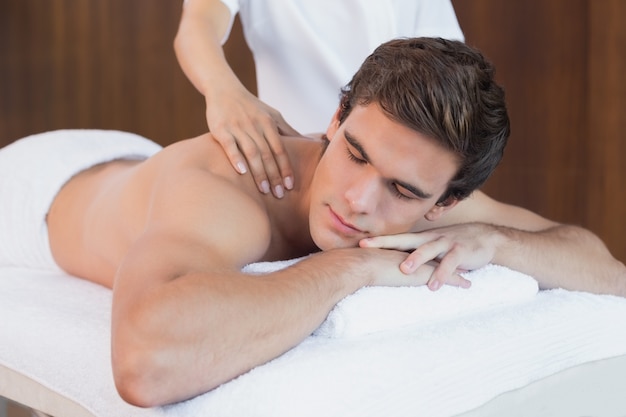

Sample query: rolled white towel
[313,264,538,337]
[243,260,539,338]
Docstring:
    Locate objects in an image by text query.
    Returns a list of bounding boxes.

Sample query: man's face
[308,103,460,250]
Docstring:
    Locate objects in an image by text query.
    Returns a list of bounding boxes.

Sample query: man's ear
[424,198,460,221]
[325,106,342,140]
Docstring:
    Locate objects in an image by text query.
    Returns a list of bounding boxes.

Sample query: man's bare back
[46,134,320,288]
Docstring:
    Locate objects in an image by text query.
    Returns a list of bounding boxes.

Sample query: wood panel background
[0,0,207,145]
[452,0,625,263]
[0,0,624,261]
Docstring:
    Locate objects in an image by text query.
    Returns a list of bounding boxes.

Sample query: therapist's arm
[174,0,297,197]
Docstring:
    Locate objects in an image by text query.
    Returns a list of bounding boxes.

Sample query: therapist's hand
[205,83,300,198]
[359,223,502,291]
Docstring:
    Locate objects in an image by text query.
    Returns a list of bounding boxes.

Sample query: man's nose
[344,174,380,214]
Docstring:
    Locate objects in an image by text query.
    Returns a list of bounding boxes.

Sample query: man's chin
[311,231,359,251]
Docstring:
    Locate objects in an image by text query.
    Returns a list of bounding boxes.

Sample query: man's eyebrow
[345,131,371,162]
[344,130,434,200]
[395,179,433,200]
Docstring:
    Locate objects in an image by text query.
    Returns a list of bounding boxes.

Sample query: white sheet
[1,263,626,417]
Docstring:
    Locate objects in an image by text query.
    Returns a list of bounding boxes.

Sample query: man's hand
[339,246,471,290]
[360,223,504,291]
[205,85,300,198]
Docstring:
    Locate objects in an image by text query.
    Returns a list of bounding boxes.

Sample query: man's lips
[328,206,364,235]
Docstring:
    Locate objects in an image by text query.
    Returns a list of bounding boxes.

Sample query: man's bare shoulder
[422,190,557,232]
[152,134,238,176]
[137,134,273,267]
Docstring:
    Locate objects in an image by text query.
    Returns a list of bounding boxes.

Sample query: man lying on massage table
[0,37,624,408]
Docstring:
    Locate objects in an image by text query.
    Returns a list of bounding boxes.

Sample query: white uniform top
[219,0,464,134]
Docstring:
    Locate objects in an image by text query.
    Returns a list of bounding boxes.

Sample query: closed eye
[347,148,417,201]
[390,182,419,201]
[345,133,430,201]
[346,147,367,165]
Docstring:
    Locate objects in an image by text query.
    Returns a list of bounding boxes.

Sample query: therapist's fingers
[274,115,300,190]
[213,126,289,198]
[248,135,286,198]
[212,124,286,197]
[230,127,280,197]
[258,113,298,193]
[210,127,250,175]
[210,123,270,195]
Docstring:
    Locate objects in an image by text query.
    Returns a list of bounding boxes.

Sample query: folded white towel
[0,129,161,271]
[245,260,539,338]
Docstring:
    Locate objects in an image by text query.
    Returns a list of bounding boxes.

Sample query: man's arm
[362,191,626,296]
[109,166,450,407]
[112,241,382,406]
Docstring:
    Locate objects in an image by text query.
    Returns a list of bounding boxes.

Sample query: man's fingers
[427,250,471,291]
[398,238,451,273]
[427,271,471,291]
[360,233,436,251]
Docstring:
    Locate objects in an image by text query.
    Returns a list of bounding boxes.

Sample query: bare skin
[175,0,299,197]
[45,103,626,407]
[47,136,313,289]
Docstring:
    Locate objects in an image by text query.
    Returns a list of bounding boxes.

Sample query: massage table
[2,259,626,417]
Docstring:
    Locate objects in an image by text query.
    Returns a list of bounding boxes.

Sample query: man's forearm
[493,224,626,296]
[112,249,374,407]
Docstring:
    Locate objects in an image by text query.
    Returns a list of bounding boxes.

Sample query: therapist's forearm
[174,0,239,97]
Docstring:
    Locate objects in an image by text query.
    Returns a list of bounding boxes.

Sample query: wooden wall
[1,0,624,261]
[0,0,207,146]
[452,0,625,262]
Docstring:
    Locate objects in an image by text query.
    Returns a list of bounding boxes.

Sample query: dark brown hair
[337,37,510,204]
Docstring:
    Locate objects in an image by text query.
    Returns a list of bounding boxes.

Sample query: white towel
[170,285,626,417]
[0,129,162,271]
[2,263,626,417]
[245,260,539,338]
